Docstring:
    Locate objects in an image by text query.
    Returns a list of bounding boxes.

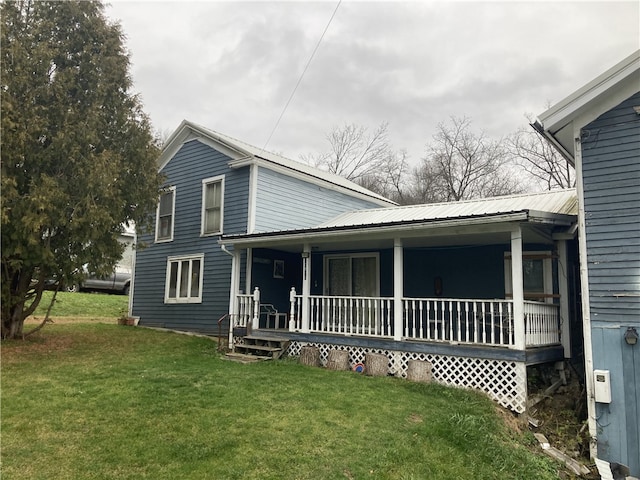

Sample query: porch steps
[228,335,290,361]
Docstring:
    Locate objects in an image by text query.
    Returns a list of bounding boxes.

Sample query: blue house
[131,120,395,334]
[220,188,580,414]
[535,50,640,479]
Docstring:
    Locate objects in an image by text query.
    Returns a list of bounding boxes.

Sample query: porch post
[393,238,403,341]
[301,244,311,333]
[557,239,571,358]
[227,249,241,348]
[511,227,526,350]
[252,286,260,331]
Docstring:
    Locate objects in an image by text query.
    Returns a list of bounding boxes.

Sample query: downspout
[574,136,598,461]
[221,244,240,349]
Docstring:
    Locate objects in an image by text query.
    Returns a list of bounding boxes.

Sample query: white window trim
[155,186,176,243]
[504,251,553,303]
[164,254,204,304]
[323,253,380,297]
[201,175,225,236]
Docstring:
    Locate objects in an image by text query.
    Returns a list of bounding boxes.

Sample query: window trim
[155,186,176,243]
[201,175,225,236]
[164,254,204,304]
[504,251,553,303]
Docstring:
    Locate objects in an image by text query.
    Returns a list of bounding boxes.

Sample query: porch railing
[238,288,560,349]
[524,301,560,346]
[403,298,514,347]
[298,295,394,337]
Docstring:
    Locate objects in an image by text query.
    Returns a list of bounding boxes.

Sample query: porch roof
[220,189,578,250]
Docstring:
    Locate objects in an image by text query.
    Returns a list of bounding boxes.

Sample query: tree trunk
[326,349,349,371]
[299,346,320,367]
[406,360,433,383]
[365,352,388,377]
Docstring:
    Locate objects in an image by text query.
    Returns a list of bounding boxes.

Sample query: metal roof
[317,189,578,229]
[160,120,396,206]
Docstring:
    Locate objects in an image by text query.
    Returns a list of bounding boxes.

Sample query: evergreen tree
[1,1,163,338]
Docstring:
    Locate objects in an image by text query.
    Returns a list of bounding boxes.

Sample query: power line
[260,0,342,153]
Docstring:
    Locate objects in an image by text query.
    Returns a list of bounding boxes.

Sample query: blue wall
[583,92,640,475]
[133,140,249,333]
[254,167,386,232]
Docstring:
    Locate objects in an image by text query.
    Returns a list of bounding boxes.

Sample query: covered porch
[220,190,579,413]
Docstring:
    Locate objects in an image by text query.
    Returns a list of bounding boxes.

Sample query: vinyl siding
[254,167,385,232]
[582,92,640,318]
[583,91,640,475]
[133,140,250,333]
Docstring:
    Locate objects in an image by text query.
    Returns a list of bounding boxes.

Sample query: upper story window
[165,254,204,303]
[156,187,175,242]
[201,176,224,236]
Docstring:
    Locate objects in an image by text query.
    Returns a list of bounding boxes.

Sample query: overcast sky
[105,1,639,165]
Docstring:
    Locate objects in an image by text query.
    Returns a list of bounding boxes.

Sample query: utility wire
[260,0,342,154]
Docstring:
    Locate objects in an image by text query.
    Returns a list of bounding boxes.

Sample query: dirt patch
[527,364,599,479]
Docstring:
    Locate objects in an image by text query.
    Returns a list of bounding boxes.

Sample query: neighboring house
[535,50,640,479]
[220,188,580,414]
[131,120,395,334]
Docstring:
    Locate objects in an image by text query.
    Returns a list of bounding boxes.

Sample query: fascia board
[219,212,529,248]
[538,50,639,132]
[157,120,251,172]
[228,157,396,207]
[536,51,640,160]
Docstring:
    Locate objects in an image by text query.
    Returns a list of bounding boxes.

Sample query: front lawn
[1,322,561,479]
[31,291,129,319]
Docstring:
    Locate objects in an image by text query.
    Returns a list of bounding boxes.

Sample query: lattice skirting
[286,341,528,413]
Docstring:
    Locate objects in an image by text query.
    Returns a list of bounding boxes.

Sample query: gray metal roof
[317,189,578,229]
[164,121,396,206]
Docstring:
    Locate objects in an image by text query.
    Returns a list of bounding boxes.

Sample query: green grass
[1,323,561,480]
[31,291,129,318]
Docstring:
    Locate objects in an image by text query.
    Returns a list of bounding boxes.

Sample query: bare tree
[303,122,391,183]
[411,117,523,202]
[507,123,575,190]
[358,149,410,204]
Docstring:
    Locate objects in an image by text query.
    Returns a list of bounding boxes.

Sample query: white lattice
[286,341,527,413]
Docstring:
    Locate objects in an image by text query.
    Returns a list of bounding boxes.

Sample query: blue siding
[254,167,384,232]
[133,140,250,333]
[582,92,640,475]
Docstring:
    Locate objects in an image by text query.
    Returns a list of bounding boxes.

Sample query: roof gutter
[530,121,576,166]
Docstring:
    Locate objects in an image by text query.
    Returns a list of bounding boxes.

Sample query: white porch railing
[524,301,560,346]
[403,298,515,347]
[299,295,394,337]
[236,288,560,349]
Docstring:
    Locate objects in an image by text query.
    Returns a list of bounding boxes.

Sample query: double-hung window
[201,176,224,236]
[504,251,553,302]
[156,187,175,242]
[165,254,204,303]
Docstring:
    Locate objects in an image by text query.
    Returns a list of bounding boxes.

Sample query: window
[324,254,379,297]
[165,254,204,303]
[156,187,175,242]
[504,252,553,302]
[201,176,224,235]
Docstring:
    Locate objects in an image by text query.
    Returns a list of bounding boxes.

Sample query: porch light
[624,327,638,346]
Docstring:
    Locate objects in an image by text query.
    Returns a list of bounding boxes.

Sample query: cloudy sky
[105,1,639,165]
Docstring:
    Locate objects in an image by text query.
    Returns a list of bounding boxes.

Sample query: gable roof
[534,50,640,163]
[158,120,396,207]
[220,189,577,246]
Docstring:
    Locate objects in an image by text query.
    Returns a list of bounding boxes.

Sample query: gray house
[131,120,395,333]
[536,50,640,479]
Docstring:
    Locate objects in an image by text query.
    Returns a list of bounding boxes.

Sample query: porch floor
[249,329,564,366]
